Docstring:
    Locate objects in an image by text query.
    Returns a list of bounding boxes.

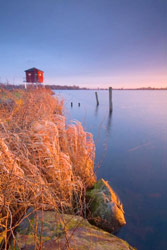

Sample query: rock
[86,179,126,233]
[11,210,135,250]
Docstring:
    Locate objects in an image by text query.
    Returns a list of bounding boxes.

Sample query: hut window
[28,73,31,76]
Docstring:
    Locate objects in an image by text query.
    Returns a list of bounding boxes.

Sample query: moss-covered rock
[11,210,135,250]
[86,179,126,233]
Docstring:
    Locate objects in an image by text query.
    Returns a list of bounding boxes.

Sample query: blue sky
[0,0,166,88]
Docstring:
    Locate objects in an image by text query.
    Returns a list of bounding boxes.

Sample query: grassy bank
[0,88,96,248]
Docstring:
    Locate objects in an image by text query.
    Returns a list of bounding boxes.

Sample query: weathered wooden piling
[78,103,80,107]
[109,87,112,113]
[71,102,73,107]
[95,92,99,106]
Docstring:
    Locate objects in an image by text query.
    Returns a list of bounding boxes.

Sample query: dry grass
[0,87,96,249]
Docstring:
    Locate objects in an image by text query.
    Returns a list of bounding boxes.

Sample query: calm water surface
[54,90,167,250]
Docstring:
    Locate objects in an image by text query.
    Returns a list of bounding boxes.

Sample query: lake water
[54,90,167,250]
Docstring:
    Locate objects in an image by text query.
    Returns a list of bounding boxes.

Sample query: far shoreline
[0,83,167,91]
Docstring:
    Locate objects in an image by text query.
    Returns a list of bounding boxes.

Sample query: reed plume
[0,87,96,248]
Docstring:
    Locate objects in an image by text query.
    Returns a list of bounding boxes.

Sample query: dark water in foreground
[54,90,167,250]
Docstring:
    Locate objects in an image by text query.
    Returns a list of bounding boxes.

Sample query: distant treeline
[137,87,167,90]
[0,83,89,90]
[0,83,167,91]
[0,83,25,90]
[115,87,167,90]
[45,85,89,90]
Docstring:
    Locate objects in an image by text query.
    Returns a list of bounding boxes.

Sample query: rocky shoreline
[11,211,134,250]
[0,88,135,249]
[7,179,135,249]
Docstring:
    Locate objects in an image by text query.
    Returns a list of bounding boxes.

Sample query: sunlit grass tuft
[0,87,96,248]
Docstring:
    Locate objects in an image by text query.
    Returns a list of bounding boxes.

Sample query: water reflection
[55,90,167,250]
[107,110,113,133]
[95,104,99,117]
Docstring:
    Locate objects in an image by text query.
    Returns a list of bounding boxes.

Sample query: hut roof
[25,67,44,72]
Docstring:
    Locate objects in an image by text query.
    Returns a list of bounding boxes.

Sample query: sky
[0,0,166,88]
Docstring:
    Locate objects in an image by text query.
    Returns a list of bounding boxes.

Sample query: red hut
[25,68,44,84]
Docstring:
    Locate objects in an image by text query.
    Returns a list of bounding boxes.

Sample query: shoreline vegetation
[0,83,167,91]
[0,87,135,249]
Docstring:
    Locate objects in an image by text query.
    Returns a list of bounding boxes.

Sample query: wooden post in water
[109,87,112,113]
[95,92,99,106]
